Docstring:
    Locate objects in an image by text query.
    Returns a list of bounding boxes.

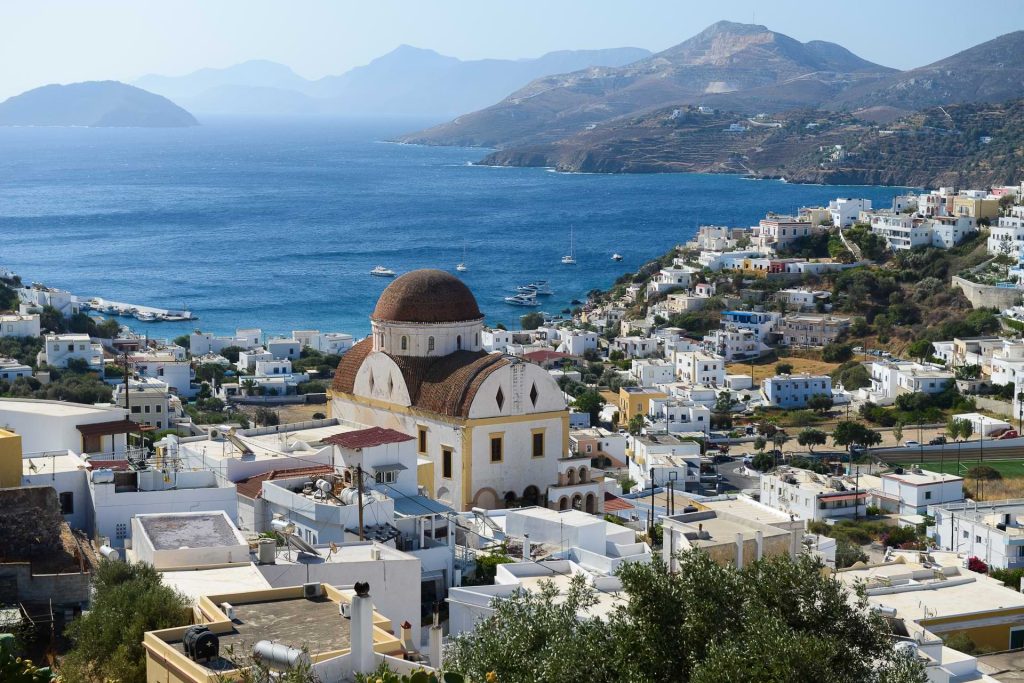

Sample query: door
[1011,628,1024,650]
[83,434,102,453]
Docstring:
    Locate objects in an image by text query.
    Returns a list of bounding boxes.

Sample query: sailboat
[456,242,468,272]
[561,225,577,265]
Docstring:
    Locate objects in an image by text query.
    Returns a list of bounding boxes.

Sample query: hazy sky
[2,0,1022,99]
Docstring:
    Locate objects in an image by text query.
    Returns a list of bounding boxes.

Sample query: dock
[77,296,196,323]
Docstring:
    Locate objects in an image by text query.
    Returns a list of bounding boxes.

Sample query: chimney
[428,603,443,669]
[349,582,375,674]
[735,532,744,570]
[400,620,414,654]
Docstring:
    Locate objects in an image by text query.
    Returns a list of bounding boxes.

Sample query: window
[428,337,435,352]
[401,336,408,351]
[532,430,545,458]
[131,405,141,414]
[144,405,151,413]
[925,491,932,500]
[495,387,505,410]
[529,383,538,407]
[59,492,74,515]
[457,335,462,350]
[442,448,453,479]
[490,434,503,463]
[976,535,982,543]
[156,405,162,413]
[375,470,397,484]
[418,426,427,454]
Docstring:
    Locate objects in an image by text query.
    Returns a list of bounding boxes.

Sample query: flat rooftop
[168,596,351,672]
[883,471,962,485]
[515,572,626,620]
[23,452,87,476]
[669,511,790,547]
[139,513,242,550]
[0,398,119,418]
[160,565,272,602]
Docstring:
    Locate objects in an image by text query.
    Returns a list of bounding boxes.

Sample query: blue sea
[0,117,906,340]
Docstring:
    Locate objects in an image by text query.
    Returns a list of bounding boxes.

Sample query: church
[331,269,570,511]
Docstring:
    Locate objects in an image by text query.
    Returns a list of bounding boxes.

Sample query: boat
[504,293,541,307]
[456,242,468,272]
[370,266,396,277]
[135,311,157,322]
[561,225,576,265]
[517,280,553,296]
[612,253,623,261]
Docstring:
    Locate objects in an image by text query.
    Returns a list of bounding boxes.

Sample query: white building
[630,359,675,387]
[18,285,78,317]
[612,336,657,359]
[719,310,779,342]
[627,434,703,490]
[759,467,867,521]
[0,358,32,382]
[761,374,832,409]
[41,333,103,372]
[701,326,760,361]
[646,266,696,296]
[864,360,954,404]
[237,348,273,372]
[778,288,830,312]
[675,351,725,387]
[189,328,264,356]
[647,398,712,436]
[131,350,193,397]
[989,206,1024,259]
[868,468,963,515]
[828,198,872,227]
[0,312,40,338]
[0,398,134,454]
[267,337,301,361]
[291,330,355,355]
[113,379,177,431]
[331,270,570,511]
[870,214,932,250]
[931,500,1024,569]
[557,330,599,356]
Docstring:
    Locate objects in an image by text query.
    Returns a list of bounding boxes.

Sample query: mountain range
[398,21,1024,168]
[0,81,197,127]
[135,46,652,118]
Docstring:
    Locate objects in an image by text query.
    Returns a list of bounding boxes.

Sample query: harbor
[77,296,196,323]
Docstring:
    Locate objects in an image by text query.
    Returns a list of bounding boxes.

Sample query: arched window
[400,336,408,351]
[428,337,435,352]
[456,335,462,350]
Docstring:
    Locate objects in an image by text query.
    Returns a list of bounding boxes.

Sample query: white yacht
[370,266,396,277]
[504,292,540,307]
[612,253,623,261]
[135,311,157,322]
[456,243,468,272]
[517,280,553,296]
[561,225,576,264]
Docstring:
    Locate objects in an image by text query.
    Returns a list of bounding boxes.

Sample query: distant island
[399,21,1024,188]
[0,81,198,128]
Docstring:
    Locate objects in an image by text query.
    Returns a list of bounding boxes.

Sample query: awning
[373,463,408,474]
[76,419,143,437]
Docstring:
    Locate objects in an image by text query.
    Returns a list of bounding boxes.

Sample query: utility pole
[356,464,365,541]
[121,351,132,414]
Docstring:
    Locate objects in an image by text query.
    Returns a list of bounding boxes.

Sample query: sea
[0,117,907,340]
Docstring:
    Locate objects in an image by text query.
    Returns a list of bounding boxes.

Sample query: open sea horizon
[0,116,907,341]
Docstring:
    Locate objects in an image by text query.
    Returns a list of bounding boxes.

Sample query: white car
[904,440,920,448]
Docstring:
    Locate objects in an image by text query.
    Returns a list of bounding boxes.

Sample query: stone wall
[0,486,64,560]
[951,276,1023,310]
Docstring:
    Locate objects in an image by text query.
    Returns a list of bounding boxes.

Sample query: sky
[1,0,1022,100]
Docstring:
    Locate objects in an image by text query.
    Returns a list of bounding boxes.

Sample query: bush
[865,505,883,517]
[835,540,868,569]
[967,556,989,574]
[967,465,1002,480]
[822,343,853,363]
[775,362,793,375]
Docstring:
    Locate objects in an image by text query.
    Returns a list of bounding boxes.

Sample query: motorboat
[456,242,468,272]
[370,266,396,277]
[517,280,553,296]
[135,311,157,322]
[504,293,540,307]
[612,253,623,261]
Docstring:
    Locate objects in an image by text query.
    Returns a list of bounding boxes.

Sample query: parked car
[904,440,920,448]
[998,430,1020,440]
[928,436,947,446]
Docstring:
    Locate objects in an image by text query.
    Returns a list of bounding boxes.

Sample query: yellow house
[0,429,22,488]
[952,196,1000,222]
[618,387,668,423]
[143,584,403,683]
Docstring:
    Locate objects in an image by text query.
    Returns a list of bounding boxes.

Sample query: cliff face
[0,81,198,127]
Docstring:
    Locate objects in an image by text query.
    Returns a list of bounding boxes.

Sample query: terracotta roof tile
[235,465,335,500]
[332,337,373,394]
[603,492,635,511]
[372,269,482,324]
[324,427,415,449]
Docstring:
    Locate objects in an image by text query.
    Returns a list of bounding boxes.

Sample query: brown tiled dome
[372,269,482,324]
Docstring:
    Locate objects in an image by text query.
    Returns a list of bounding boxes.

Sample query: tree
[628,414,645,436]
[797,428,827,453]
[60,561,189,683]
[520,312,544,330]
[573,390,606,425]
[253,407,279,427]
[833,421,882,450]
[907,339,933,361]
[173,334,190,349]
[194,362,226,385]
[835,539,868,569]
[39,305,65,333]
[445,552,927,683]
[753,436,767,454]
[775,362,794,375]
[947,417,972,442]
[806,393,833,414]
[822,343,853,363]
[751,451,775,472]
[713,391,733,414]
[220,345,244,363]
[892,422,904,446]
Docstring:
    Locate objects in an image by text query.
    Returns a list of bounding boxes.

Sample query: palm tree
[241,378,256,396]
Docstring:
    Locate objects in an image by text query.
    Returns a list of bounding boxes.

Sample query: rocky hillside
[399,21,894,148]
[480,100,1024,188]
[0,81,198,127]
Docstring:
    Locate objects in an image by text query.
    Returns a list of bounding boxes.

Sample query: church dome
[372,269,483,324]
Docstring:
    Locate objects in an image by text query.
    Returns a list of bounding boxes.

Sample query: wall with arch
[371,319,484,357]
